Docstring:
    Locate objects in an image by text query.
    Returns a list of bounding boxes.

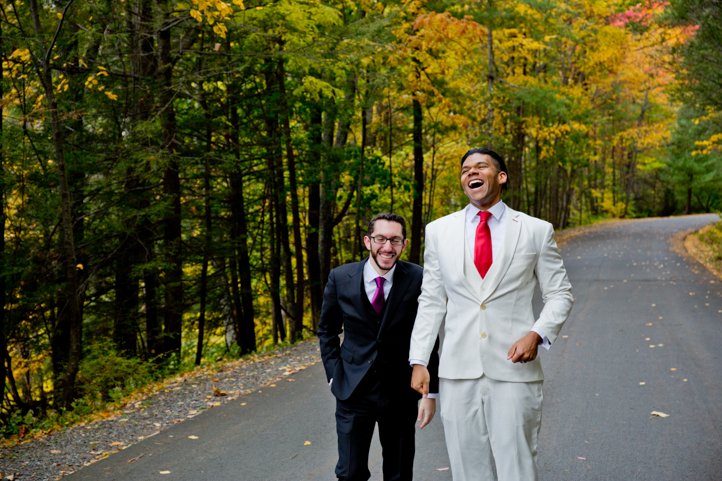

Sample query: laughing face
[363,219,408,274]
[461,153,507,210]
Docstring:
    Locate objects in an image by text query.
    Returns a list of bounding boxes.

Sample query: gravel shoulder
[0,340,321,481]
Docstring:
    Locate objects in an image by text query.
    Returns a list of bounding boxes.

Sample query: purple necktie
[371,277,385,315]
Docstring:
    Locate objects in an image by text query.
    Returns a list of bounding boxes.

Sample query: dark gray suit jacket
[318,259,439,401]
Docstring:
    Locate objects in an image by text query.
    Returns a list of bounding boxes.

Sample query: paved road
[67,214,722,481]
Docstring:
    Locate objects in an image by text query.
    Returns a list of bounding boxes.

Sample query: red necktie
[474,211,493,278]
[371,277,385,314]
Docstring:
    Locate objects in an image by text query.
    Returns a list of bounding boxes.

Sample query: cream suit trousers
[439,376,543,481]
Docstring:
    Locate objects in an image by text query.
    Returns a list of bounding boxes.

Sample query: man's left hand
[417,397,436,429]
[507,331,542,363]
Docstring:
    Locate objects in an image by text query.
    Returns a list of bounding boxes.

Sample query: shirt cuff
[531,327,551,350]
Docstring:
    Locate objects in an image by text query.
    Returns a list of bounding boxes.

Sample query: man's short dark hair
[366,213,407,238]
[460,147,509,191]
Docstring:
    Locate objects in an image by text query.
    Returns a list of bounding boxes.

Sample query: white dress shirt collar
[363,259,395,302]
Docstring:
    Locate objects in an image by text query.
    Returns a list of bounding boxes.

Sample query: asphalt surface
[67,214,722,481]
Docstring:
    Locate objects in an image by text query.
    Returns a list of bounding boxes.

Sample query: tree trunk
[410,93,424,265]
[485,0,495,142]
[306,104,323,330]
[278,57,305,341]
[158,0,183,360]
[229,171,256,354]
[227,81,256,355]
[28,0,83,409]
[196,80,214,366]
[263,54,289,344]
[0,22,7,408]
[115,0,158,359]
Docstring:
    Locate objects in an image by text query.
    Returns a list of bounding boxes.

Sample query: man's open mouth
[469,179,483,189]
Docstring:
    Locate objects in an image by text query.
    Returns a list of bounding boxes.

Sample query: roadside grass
[686,218,722,279]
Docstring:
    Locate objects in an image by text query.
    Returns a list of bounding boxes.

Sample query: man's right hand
[411,364,430,396]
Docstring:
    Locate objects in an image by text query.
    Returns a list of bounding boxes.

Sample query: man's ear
[363,235,372,251]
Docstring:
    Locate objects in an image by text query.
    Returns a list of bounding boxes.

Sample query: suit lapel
[480,208,522,301]
[347,260,374,317]
[442,209,485,301]
[446,210,468,288]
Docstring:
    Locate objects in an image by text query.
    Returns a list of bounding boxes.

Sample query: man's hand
[416,397,436,429]
[411,364,430,396]
[507,331,542,363]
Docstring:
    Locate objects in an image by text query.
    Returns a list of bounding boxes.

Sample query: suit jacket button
[480,303,487,310]
[480,331,488,339]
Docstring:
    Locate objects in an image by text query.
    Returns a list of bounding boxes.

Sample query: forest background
[0,0,720,438]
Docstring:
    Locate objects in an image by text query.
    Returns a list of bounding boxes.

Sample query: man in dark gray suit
[318,212,439,481]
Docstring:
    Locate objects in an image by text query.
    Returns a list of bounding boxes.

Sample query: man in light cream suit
[409,147,573,481]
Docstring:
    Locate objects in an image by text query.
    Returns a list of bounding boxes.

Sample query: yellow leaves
[81,68,118,101]
[692,133,722,156]
[9,47,31,63]
[190,9,203,22]
[189,0,241,39]
[85,75,100,89]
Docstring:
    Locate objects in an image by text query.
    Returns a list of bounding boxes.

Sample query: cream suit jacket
[409,206,573,382]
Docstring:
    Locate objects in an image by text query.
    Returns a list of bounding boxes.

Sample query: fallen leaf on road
[577,456,587,461]
[304,440,312,446]
[127,454,145,464]
[213,387,227,397]
[639,382,646,386]
[651,411,670,418]
[436,467,450,471]
[160,470,171,475]
[50,449,62,454]
[188,435,199,440]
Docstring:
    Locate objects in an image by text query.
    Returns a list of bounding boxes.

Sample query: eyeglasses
[368,235,404,246]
